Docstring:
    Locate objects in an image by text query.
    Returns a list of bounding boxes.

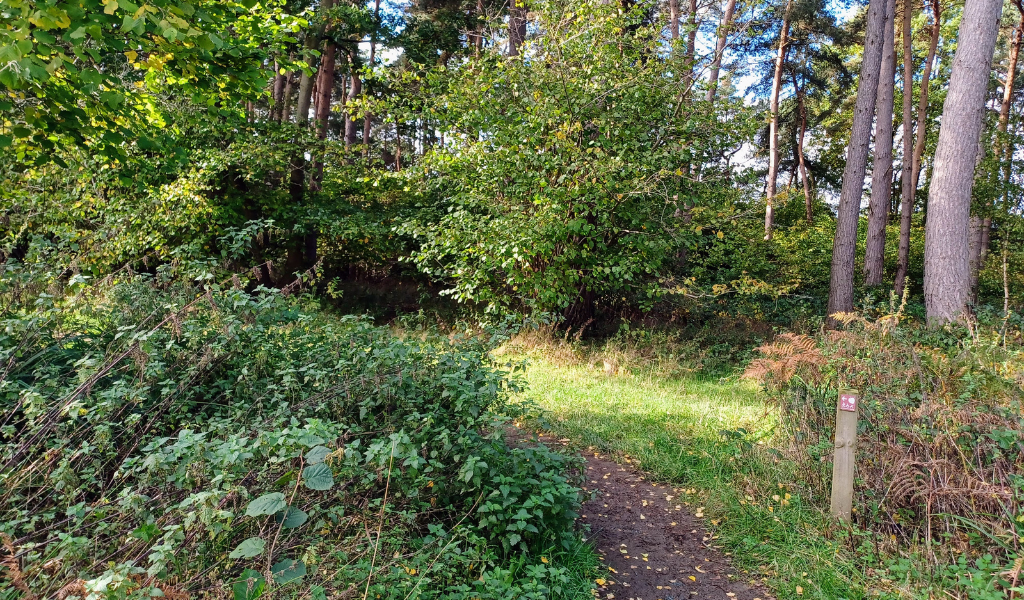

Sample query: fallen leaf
[796,585,804,595]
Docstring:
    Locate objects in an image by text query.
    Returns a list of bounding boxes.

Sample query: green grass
[520,357,872,600]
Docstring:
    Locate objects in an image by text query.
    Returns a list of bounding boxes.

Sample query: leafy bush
[0,264,591,599]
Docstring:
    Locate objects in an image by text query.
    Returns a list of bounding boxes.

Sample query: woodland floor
[511,425,773,600]
[578,452,773,600]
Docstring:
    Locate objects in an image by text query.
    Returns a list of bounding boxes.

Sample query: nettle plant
[398,0,755,320]
[0,264,587,599]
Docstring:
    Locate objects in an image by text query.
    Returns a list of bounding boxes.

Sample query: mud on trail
[513,429,773,600]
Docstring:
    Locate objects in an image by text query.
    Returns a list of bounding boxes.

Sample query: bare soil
[511,428,773,600]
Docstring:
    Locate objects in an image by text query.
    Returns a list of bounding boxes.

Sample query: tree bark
[272,59,285,121]
[310,39,337,192]
[864,0,897,286]
[796,80,813,222]
[894,0,916,297]
[363,0,381,150]
[477,0,486,54]
[686,0,698,63]
[509,0,528,57]
[764,0,794,241]
[895,0,939,293]
[670,0,680,39]
[826,0,888,323]
[911,0,942,192]
[345,53,363,152]
[281,68,295,123]
[705,0,737,102]
[923,0,1004,324]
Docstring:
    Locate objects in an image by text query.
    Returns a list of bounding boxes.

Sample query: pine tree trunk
[895,0,938,294]
[894,0,916,297]
[474,0,485,55]
[911,0,941,192]
[272,60,285,121]
[363,0,381,150]
[345,55,362,152]
[281,67,295,123]
[864,0,897,286]
[826,0,888,324]
[764,0,793,241]
[670,0,680,39]
[796,82,813,222]
[509,0,528,57]
[310,40,336,192]
[705,0,737,102]
[923,0,1004,324]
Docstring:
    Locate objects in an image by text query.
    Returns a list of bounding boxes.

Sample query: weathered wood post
[829,388,859,521]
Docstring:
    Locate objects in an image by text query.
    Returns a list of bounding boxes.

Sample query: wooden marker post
[829,388,859,522]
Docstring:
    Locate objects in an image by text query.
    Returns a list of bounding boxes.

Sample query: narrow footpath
[578,451,771,600]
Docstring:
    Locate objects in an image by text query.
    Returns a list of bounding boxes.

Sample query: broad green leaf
[302,463,334,491]
[274,506,308,528]
[228,537,265,559]
[232,569,265,600]
[271,559,306,585]
[245,492,286,517]
[304,445,330,464]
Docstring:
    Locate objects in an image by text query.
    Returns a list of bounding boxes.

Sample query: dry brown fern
[1,533,37,600]
[743,333,825,387]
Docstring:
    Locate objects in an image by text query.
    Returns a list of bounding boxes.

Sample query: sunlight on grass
[520,357,870,600]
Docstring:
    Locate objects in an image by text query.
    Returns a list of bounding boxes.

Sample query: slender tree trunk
[272,59,285,121]
[911,0,942,192]
[345,52,363,152]
[288,0,333,272]
[670,0,680,39]
[998,9,1023,150]
[923,0,1004,324]
[281,67,296,123]
[310,40,337,191]
[705,0,737,102]
[796,81,813,222]
[826,0,889,323]
[680,0,699,98]
[363,0,381,152]
[764,0,794,241]
[509,0,528,57]
[894,0,916,297]
[864,0,897,286]
[686,0,698,63]
[474,0,485,54]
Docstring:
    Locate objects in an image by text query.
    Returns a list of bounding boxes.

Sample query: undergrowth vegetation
[0,261,595,599]
[744,306,1024,598]
[510,307,1024,599]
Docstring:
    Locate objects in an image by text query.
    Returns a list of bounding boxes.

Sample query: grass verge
[518,356,872,599]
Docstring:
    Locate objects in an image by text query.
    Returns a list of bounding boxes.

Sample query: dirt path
[578,451,771,600]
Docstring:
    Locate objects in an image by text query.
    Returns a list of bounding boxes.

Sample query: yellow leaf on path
[688,576,696,582]
[595,578,606,586]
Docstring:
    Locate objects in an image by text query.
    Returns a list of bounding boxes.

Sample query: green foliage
[398,0,755,317]
[0,263,593,598]
[0,0,302,163]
